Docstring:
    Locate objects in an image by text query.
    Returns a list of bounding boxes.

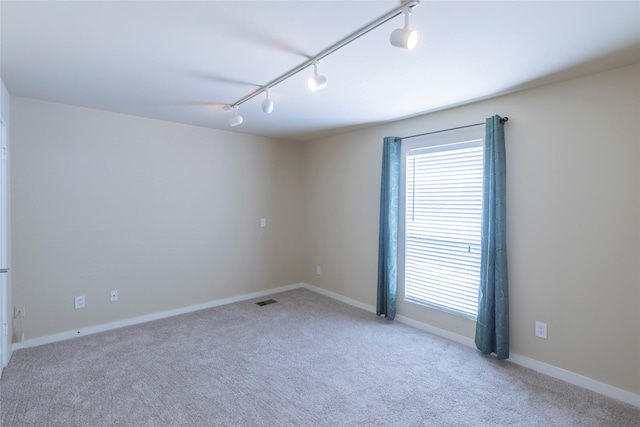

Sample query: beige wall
[10,97,305,340]
[303,64,640,394]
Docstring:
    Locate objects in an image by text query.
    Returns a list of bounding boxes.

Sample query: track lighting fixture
[228,106,243,127]
[222,0,419,127]
[307,62,328,92]
[262,89,274,114]
[390,6,418,50]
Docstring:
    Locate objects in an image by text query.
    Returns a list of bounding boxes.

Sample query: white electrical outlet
[316,265,321,275]
[260,218,267,228]
[14,305,25,319]
[74,295,85,309]
[535,321,547,339]
[110,290,118,302]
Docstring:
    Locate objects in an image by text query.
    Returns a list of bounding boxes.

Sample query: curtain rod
[400,116,509,140]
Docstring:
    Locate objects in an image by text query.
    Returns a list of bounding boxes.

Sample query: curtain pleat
[475,115,510,359]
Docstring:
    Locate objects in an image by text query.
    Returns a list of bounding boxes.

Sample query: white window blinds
[404,140,483,319]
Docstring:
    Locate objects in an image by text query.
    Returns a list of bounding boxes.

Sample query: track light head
[262,89,274,114]
[228,106,243,127]
[308,75,328,92]
[390,27,418,50]
[307,62,328,92]
[390,7,418,50]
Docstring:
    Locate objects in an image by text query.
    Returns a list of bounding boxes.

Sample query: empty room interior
[0,0,639,425]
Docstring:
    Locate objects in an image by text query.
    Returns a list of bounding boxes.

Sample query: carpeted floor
[1,288,638,426]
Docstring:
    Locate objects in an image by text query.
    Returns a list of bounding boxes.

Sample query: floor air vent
[255,299,278,306]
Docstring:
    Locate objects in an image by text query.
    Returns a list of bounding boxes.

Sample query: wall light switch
[316,266,321,275]
[260,218,267,228]
[110,290,118,302]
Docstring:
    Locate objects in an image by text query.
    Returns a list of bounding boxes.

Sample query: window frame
[398,126,485,320]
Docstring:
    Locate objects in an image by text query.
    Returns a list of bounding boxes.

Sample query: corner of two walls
[10,97,305,341]
[302,64,640,395]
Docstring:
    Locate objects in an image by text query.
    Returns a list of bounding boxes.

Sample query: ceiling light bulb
[228,106,243,127]
[390,8,418,50]
[262,89,274,114]
[307,62,328,92]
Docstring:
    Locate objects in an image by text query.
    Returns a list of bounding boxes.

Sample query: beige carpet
[1,288,638,426]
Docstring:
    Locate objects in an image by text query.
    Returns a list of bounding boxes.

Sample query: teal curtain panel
[475,115,510,360]
[376,136,401,320]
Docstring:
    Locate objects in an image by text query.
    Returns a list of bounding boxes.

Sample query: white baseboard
[1,346,14,378]
[507,353,640,407]
[9,282,639,407]
[299,283,639,408]
[10,283,303,352]
[301,283,377,314]
[394,313,477,349]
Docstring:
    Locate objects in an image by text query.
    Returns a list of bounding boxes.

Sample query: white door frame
[0,119,8,369]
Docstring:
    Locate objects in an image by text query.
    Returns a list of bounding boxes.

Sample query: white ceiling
[1,1,639,142]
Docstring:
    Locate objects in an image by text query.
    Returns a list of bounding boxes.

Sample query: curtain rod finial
[500,117,509,124]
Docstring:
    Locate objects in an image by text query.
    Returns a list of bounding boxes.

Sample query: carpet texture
[1,288,638,426]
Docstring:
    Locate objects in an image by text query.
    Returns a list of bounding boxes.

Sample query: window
[401,132,483,320]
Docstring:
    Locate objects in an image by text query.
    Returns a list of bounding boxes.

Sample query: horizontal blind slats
[405,141,482,319]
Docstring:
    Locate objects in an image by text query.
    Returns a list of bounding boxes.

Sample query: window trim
[398,125,484,320]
